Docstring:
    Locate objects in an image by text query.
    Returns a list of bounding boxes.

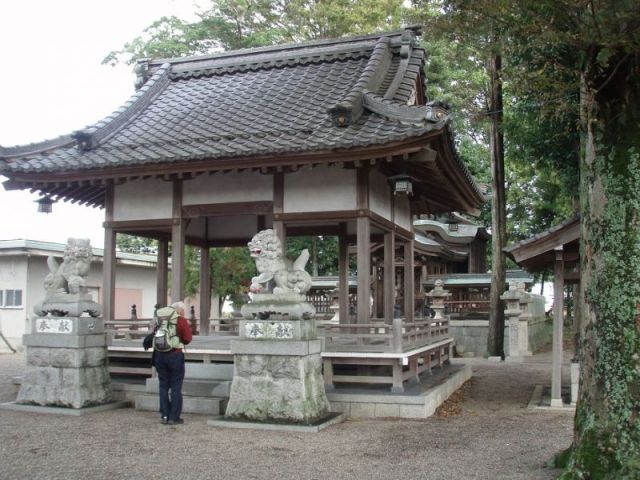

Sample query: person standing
[153,302,192,425]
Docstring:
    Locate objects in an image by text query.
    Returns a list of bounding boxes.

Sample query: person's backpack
[153,306,180,352]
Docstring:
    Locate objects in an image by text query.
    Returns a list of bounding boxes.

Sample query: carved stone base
[225,343,329,423]
[16,316,112,409]
[241,293,315,320]
[34,297,102,318]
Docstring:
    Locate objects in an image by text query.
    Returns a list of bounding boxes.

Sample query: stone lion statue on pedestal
[34,238,102,317]
[242,229,315,320]
[248,229,312,295]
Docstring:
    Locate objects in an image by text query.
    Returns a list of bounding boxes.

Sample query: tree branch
[595,52,632,94]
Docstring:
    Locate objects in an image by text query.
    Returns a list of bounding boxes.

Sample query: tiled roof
[1,29,435,172]
[0,27,484,211]
[503,214,580,253]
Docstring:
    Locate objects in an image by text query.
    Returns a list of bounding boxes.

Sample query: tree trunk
[561,51,640,478]
[487,52,506,358]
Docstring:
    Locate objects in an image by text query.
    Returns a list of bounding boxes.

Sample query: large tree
[570,7,640,477]
[428,1,640,476]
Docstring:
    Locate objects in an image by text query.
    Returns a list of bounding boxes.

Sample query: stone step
[145,378,231,397]
[184,362,234,380]
[135,393,224,416]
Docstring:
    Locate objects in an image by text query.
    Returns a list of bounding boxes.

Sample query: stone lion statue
[44,238,91,296]
[248,229,312,295]
[34,238,101,317]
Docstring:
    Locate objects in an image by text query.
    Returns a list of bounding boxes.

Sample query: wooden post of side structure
[404,240,414,323]
[551,246,565,407]
[384,231,395,323]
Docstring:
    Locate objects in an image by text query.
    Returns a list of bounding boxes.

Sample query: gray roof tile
[0,29,482,206]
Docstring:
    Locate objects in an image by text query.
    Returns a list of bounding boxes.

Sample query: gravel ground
[0,352,573,480]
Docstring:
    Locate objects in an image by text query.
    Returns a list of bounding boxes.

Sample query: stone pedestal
[17,316,112,408]
[225,318,329,423]
[501,282,530,358]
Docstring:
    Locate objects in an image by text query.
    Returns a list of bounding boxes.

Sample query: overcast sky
[0,0,199,248]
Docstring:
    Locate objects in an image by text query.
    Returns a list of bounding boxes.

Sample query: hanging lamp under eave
[35,195,56,214]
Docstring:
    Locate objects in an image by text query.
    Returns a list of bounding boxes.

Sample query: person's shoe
[167,418,184,425]
[160,416,169,425]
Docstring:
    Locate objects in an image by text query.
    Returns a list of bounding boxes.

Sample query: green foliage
[183,246,201,298]
[285,0,407,40]
[286,236,340,276]
[413,1,581,242]
[115,234,157,254]
[104,0,409,65]
[210,247,255,305]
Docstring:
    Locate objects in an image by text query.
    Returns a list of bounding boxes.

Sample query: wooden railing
[104,319,154,340]
[208,318,239,334]
[322,317,449,353]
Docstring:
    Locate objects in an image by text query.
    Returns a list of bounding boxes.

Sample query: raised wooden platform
[107,317,454,394]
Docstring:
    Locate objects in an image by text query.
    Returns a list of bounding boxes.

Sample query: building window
[1,289,23,308]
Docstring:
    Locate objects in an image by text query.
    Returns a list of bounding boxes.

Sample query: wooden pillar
[102,184,116,321]
[338,222,349,324]
[156,239,169,307]
[257,214,266,232]
[383,231,395,323]
[171,180,185,303]
[199,244,211,335]
[356,216,371,324]
[356,167,370,324]
[551,247,565,407]
[404,240,414,322]
[273,172,285,248]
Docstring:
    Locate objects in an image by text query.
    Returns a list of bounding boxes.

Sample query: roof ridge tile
[72,63,172,151]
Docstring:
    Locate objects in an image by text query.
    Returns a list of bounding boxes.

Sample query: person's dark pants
[154,351,185,421]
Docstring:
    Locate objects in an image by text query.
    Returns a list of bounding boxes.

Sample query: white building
[0,239,158,350]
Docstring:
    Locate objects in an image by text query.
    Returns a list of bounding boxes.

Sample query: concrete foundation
[327,364,472,419]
